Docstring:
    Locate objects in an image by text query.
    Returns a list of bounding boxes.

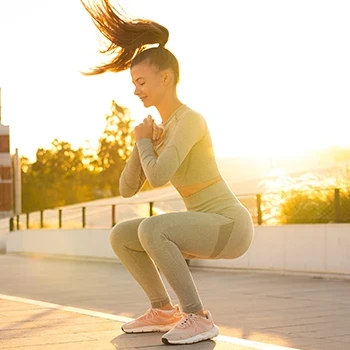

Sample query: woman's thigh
[138,211,235,259]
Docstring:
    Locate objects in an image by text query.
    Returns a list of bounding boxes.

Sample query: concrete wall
[6,229,116,260]
[191,224,350,277]
[6,224,350,277]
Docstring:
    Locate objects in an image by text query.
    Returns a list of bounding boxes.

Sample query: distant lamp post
[13,148,22,216]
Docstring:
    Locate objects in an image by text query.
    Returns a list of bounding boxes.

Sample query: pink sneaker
[121,305,182,333]
[161,310,219,345]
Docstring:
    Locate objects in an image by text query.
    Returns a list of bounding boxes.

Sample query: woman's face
[131,62,167,108]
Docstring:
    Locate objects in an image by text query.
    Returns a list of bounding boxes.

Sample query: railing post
[149,202,154,216]
[58,209,62,229]
[26,213,29,229]
[82,207,86,228]
[40,210,44,228]
[112,204,116,228]
[334,188,342,223]
[256,194,262,225]
[9,217,14,232]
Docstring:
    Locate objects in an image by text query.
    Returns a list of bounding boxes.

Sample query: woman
[81,0,254,345]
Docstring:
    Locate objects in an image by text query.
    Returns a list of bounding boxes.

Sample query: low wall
[5,224,350,277]
[191,224,350,277]
[6,229,116,260]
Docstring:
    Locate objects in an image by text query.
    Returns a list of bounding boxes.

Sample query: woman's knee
[110,221,127,250]
[110,219,141,251]
[138,216,163,249]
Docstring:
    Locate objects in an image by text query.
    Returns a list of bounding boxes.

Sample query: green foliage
[279,188,336,224]
[96,101,134,197]
[261,170,350,224]
[21,100,136,213]
[21,140,97,212]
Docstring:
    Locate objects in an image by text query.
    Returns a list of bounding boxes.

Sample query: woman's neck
[156,97,183,124]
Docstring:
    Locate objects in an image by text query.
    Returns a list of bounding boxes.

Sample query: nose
[134,86,140,96]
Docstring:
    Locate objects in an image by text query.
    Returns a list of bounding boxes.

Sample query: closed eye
[133,77,146,86]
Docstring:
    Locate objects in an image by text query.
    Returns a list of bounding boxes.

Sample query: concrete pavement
[0,295,297,350]
[0,254,349,350]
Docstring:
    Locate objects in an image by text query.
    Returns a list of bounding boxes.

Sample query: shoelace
[176,313,198,328]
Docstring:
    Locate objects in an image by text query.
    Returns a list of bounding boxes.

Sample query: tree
[21,140,96,212]
[20,99,147,213]
[96,100,135,196]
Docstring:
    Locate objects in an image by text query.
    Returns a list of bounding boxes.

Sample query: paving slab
[1,254,350,350]
[0,296,301,350]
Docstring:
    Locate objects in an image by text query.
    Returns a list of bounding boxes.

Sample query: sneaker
[121,305,182,333]
[161,310,219,345]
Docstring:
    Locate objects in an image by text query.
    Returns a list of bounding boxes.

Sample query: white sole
[122,323,176,334]
[162,325,220,345]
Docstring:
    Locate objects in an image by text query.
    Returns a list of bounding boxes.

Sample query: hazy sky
[0,0,349,161]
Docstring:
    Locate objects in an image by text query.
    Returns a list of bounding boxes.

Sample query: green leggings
[110,181,254,313]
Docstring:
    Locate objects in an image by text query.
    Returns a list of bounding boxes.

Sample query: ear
[162,70,172,87]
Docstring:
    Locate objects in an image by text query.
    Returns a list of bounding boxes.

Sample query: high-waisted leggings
[110,181,254,313]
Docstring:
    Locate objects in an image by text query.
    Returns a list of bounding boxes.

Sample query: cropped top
[119,104,222,198]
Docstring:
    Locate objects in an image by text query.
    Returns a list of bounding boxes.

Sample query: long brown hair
[80,0,179,83]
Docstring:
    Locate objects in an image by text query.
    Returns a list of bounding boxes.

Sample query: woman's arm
[119,119,165,197]
[136,112,206,187]
[119,145,147,198]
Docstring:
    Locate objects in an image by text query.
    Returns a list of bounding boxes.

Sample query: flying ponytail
[80,0,169,75]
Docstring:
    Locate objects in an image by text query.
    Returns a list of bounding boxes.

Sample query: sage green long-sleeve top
[119,104,222,198]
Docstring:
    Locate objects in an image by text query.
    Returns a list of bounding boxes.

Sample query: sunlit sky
[0,0,349,162]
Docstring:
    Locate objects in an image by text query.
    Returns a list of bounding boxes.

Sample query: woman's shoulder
[178,105,207,125]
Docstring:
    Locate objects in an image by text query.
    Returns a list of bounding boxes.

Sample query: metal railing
[261,187,350,225]
[6,187,350,231]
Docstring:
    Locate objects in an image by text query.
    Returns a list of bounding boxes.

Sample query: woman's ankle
[158,303,175,311]
[194,310,206,317]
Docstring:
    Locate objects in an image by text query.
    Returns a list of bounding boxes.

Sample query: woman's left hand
[134,115,154,141]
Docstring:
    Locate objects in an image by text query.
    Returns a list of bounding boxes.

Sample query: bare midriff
[176,175,223,198]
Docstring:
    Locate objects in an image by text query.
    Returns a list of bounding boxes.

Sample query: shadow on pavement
[111,332,218,349]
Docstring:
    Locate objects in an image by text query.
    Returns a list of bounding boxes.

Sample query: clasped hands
[134,115,164,146]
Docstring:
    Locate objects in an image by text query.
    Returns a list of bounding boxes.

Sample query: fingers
[138,115,164,144]
[139,116,153,130]
[134,116,155,141]
[152,125,164,144]
[153,128,161,141]
[143,115,154,125]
